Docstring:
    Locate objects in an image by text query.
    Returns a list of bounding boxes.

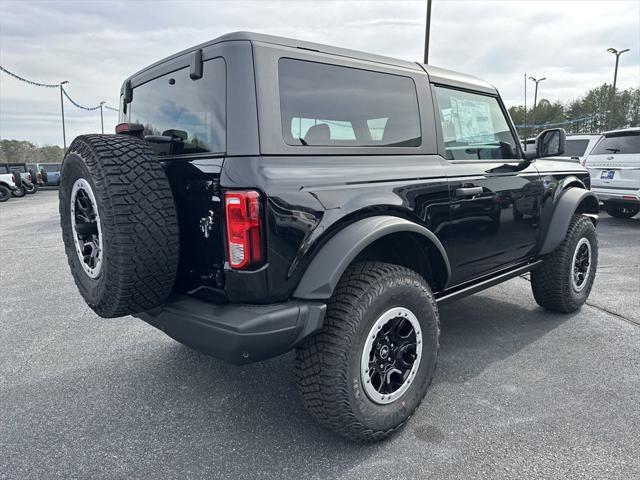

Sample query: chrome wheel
[70,178,103,278]
[571,237,591,292]
[361,307,422,405]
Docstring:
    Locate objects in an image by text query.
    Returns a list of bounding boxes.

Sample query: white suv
[586,127,640,218]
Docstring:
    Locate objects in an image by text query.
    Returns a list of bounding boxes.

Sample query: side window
[434,86,519,161]
[279,58,421,147]
[129,57,226,156]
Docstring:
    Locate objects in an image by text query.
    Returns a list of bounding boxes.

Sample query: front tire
[604,202,639,219]
[531,215,597,313]
[0,185,10,202]
[295,262,440,442]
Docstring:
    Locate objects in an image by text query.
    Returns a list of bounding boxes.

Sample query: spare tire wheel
[59,134,179,318]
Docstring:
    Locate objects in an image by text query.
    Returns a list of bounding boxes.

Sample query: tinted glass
[0,165,9,174]
[129,58,225,156]
[591,132,640,155]
[563,139,590,157]
[40,164,60,172]
[279,58,421,147]
[434,86,518,160]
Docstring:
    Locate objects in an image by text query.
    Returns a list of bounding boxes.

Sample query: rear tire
[0,185,10,202]
[24,181,38,194]
[295,261,440,442]
[531,215,597,313]
[604,202,639,219]
[11,186,26,197]
[59,134,180,318]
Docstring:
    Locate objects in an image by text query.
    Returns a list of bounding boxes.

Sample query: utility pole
[99,101,106,134]
[523,73,527,147]
[59,80,69,151]
[607,47,630,129]
[528,76,546,129]
[424,0,432,64]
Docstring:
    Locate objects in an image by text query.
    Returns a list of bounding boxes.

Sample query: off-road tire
[531,215,597,313]
[59,134,179,318]
[0,185,10,202]
[24,181,38,194]
[295,261,440,442]
[11,185,26,197]
[604,202,639,219]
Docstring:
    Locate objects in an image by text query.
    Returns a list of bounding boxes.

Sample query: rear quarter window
[278,58,421,147]
[128,57,226,156]
[591,132,640,155]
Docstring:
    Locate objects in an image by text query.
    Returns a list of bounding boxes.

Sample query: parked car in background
[0,164,18,202]
[563,134,602,165]
[5,163,38,194]
[523,134,601,165]
[38,163,62,186]
[586,127,640,218]
[0,163,27,197]
[26,163,45,186]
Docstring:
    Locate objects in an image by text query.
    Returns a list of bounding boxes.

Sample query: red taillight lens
[579,157,586,167]
[28,173,32,181]
[11,174,16,184]
[224,190,263,269]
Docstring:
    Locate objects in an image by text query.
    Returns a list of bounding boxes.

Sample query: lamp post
[528,76,546,129]
[99,101,106,134]
[59,80,69,151]
[424,0,432,64]
[607,47,630,128]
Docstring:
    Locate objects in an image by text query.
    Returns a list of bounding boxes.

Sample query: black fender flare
[538,188,599,255]
[293,215,451,300]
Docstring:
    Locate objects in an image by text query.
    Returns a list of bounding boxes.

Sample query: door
[432,86,543,285]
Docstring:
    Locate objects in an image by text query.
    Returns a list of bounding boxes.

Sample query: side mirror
[536,128,566,158]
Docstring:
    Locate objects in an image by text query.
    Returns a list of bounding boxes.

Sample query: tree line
[509,83,640,139]
[0,140,64,164]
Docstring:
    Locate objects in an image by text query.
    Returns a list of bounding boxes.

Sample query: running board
[435,260,542,306]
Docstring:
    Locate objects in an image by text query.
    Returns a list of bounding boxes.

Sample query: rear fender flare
[293,216,451,300]
[539,188,599,255]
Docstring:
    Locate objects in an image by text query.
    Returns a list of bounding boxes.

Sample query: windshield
[591,132,640,155]
[40,164,61,172]
[563,139,590,157]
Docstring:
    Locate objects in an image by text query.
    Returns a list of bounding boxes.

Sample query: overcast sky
[1,0,638,147]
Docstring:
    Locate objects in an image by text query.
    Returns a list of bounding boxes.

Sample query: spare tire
[59,134,179,318]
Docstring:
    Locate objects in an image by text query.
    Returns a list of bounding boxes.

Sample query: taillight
[11,174,16,184]
[224,190,263,269]
[28,173,32,182]
[579,157,586,167]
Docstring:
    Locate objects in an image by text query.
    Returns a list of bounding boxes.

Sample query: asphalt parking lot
[1,189,638,480]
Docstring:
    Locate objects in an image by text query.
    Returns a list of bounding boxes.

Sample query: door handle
[455,186,483,197]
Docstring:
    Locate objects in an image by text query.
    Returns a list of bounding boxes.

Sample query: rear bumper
[591,187,640,204]
[135,294,326,364]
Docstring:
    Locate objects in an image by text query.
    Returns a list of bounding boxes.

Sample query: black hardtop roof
[126,31,496,94]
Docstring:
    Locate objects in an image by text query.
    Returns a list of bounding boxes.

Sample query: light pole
[528,76,546,128]
[99,101,106,134]
[607,47,630,128]
[424,0,432,64]
[59,80,69,151]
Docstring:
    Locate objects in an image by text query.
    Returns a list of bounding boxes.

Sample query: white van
[586,127,640,218]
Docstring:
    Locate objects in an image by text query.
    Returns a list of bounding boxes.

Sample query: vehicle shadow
[6,287,572,479]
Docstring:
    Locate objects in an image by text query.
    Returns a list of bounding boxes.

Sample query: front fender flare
[539,188,599,255]
[293,216,451,300]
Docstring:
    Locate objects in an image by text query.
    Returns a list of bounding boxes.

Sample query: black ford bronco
[59,32,599,442]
